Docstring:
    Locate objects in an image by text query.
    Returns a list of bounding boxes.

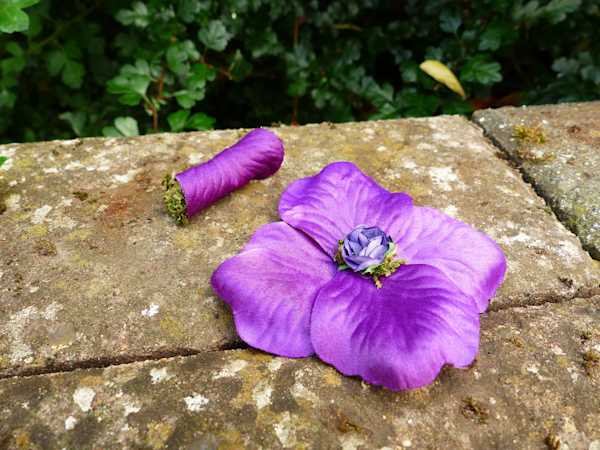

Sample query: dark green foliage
[0,0,598,143]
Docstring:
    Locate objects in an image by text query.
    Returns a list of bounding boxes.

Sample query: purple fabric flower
[340,225,392,271]
[211,161,506,391]
[176,128,284,218]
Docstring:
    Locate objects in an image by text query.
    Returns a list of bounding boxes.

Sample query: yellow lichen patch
[146,420,175,450]
[322,367,342,387]
[53,279,68,290]
[86,278,111,298]
[13,157,35,171]
[11,212,30,222]
[80,375,105,387]
[69,253,92,268]
[231,364,267,409]
[172,229,201,250]
[14,430,31,449]
[159,315,185,340]
[236,350,271,364]
[217,429,246,450]
[65,228,93,241]
[555,355,570,369]
[22,224,48,238]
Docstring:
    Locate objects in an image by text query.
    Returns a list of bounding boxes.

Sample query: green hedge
[0,0,599,143]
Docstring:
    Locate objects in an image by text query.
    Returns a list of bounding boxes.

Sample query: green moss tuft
[162,174,188,225]
[513,124,547,144]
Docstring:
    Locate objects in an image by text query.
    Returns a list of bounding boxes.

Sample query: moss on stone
[583,349,599,376]
[162,174,188,226]
[513,124,546,144]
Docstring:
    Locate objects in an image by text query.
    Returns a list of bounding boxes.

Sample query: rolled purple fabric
[163,128,284,224]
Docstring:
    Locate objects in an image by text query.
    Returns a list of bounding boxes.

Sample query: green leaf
[191,63,216,81]
[116,1,149,28]
[62,60,85,88]
[177,0,206,23]
[107,62,152,105]
[187,112,214,130]
[479,22,514,51]
[441,99,474,115]
[167,110,190,132]
[542,0,581,24]
[102,126,121,137]
[174,87,204,108]
[513,0,580,24]
[198,20,231,51]
[228,49,252,81]
[400,91,439,117]
[166,40,199,75]
[460,56,502,85]
[552,57,579,76]
[0,0,40,33]
[247,29,282,58]
[47,49,67,76]
[1,42,26,75]
[581,65,600,84]
[0,88,16,108]
[0,156,7,167]
[287,78,308,97]
[401,61,419,83]
[59,111,87,136]
[439,9,461,33]
[114,116,139,136]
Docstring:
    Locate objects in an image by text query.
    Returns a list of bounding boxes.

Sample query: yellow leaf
[419,60,466,99]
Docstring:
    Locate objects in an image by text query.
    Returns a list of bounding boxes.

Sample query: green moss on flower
[363,243,406,289]
[162,174,188,226]
[335,240,405,288]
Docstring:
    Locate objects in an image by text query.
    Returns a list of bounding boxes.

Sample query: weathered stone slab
[1,297,599,449]
[1,117,598,377]
[474,101,600,259]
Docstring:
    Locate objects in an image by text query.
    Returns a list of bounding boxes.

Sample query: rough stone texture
[473,101,600,259]
[1,297,599,449]
[1,116,598,378]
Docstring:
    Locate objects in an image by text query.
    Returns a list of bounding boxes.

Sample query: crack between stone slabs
[470,115,600,262]
[0,290,598,382]
[487,284,599,314]
[0,341,249,381]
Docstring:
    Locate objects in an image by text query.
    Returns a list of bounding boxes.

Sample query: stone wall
[1,102,599,449]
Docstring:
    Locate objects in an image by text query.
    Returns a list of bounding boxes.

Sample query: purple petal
[310,265,480,391]
[177,128,284,218]
[279,162,413,257]
[392,207,507,313]
[211,222,335,357]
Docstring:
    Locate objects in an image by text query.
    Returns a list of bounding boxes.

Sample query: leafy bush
[0,0,598,143]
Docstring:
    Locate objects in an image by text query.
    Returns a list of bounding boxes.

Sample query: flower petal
[310,265,480,391]
[392,207,507,313]
[211,222,336,357]
[279,162,413,257]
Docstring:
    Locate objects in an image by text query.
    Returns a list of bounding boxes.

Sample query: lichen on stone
[461,396,489,424]
[162,174,188,225]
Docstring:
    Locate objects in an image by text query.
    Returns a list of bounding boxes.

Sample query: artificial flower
[211,161,506,390]
[163,128,284,224]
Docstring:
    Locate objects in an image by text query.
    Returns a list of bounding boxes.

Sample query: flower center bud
[335,225,406,288]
